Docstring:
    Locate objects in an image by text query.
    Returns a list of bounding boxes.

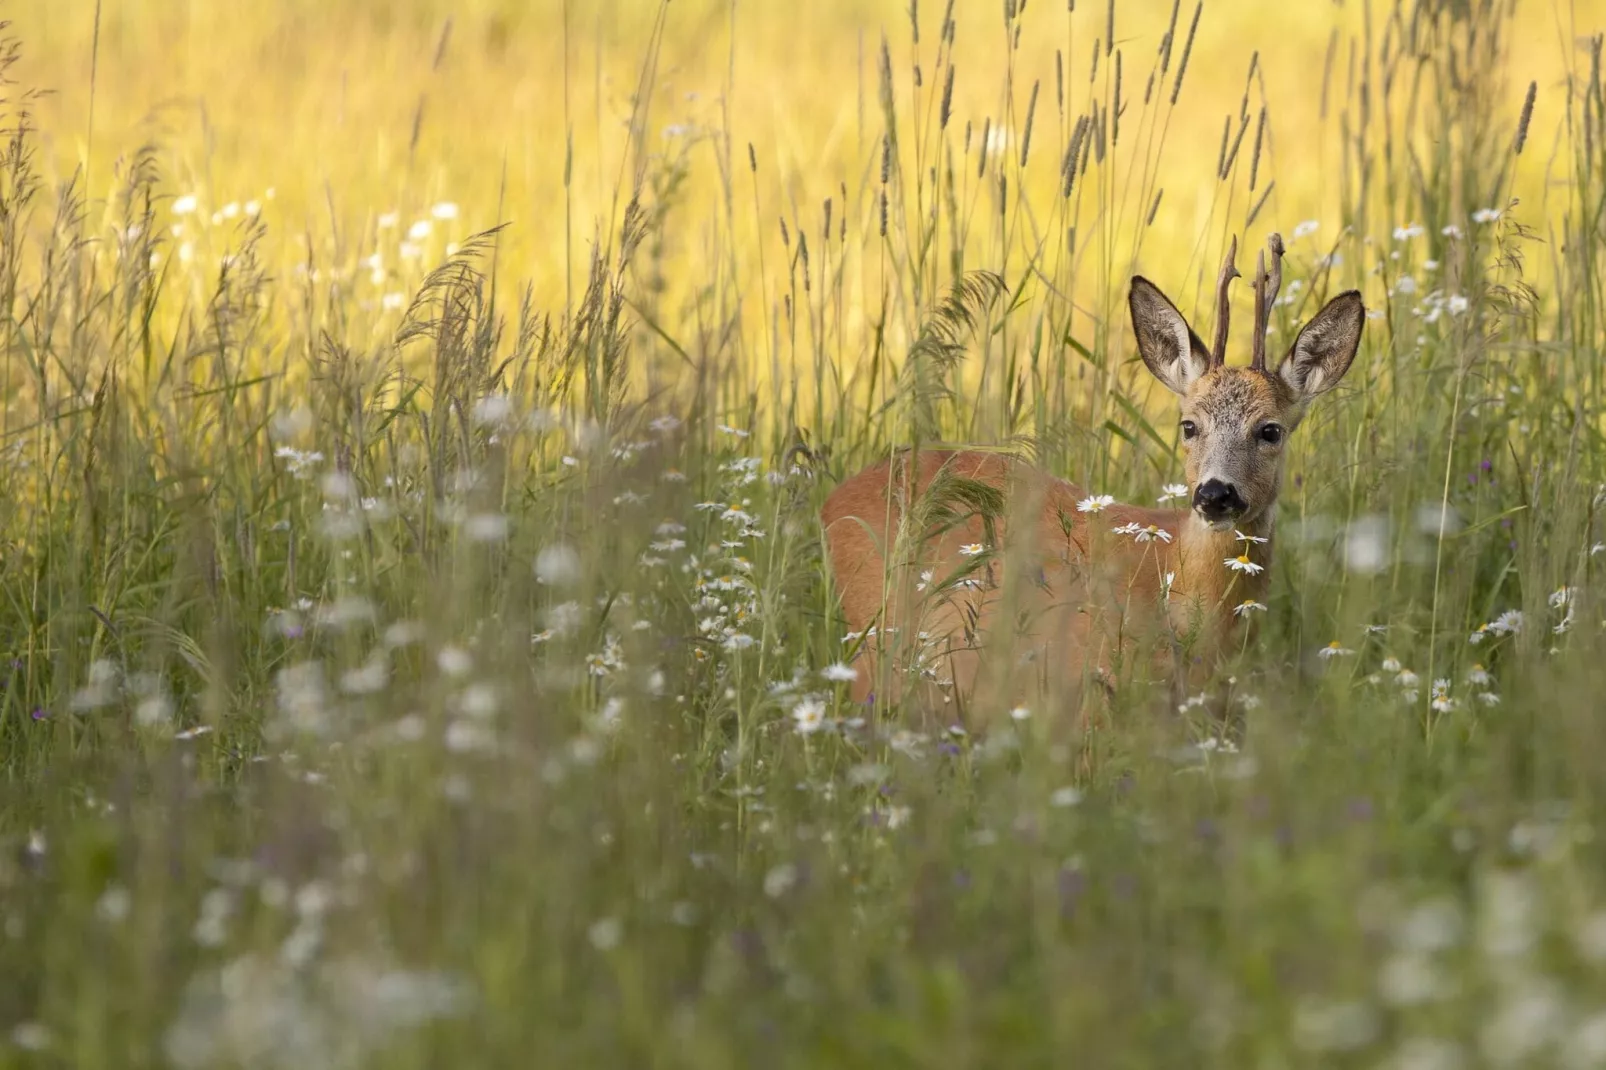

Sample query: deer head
[1128,234,1366,530]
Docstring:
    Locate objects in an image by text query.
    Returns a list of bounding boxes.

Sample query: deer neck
[1173,506,1275,623]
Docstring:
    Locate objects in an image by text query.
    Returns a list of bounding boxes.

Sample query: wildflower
[1077,494,1115,513]
[1430,679,1455,713]
[1009,705,1031,721]
[471,394,514,427]
[1466,664,1493,688]
[915,569,935,591]
[1397,670,1421,690]
[1235,530,1268,545]
[1447,295,1469,316]
[1381,656,1402,673]
[431,201,460,220]
[1471,207,1502,224]
[715,424,750,438]
[172,193,199,216]
[1392,222,1426,241]
[1233,600,1267,617]
[1157,482,1189,503]
[821,663,858,682]
[535,544,582,586]
[407,219,432,241]
[763,863,799,897]
[1292,219,1320,239]
[1477,692,1501,707]
[1394,275,1418,295]
[1441,223,1463,240]
[1113,522,1172,543]
[1050,786,1084,808]
[1491,610,1525,635]
[1317,641,1355,660]
[588,917,623,951]
[1224,554,1264,575]
[958,543,986,556]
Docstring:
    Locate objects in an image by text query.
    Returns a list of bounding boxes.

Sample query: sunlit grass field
[3,0,1606,1065]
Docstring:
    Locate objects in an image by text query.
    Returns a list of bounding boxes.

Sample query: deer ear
[1277,290,1365,400]
[1129,276,1212,396]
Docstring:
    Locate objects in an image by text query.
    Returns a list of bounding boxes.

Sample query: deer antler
[1210,235,1240,367]
[1250,232,1285,371]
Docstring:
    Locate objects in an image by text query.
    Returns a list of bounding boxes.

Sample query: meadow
[2,0,1606,1065]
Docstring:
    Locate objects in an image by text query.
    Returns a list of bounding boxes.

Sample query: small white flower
[1113,522,1172,543]
[1466,664,1493,688]
[1447,295,1469,315]
[172,193,199,216]
[1471,207,1502,224]
[1441,223,1463,239]
[431,201,460,220]
[1233,600,1267,617]
[1397,670,1421,690]
[1381,657,1402,673]
[1393,222,1426,241]
[1009,705,1031,721]
[1234,530,1268,545]
[587,917,623,951]
[763,863,798,897]
[1224,554,1264,575]
[1317,641,1355,660]
[1077,494,1116,513]
[1050,786,1084,808]
[1157,482,1189,503]
[1430,679,1455,713]
[791,696,828,735]
[1292,219,1320,239]
[1477,691,1501,706]
[1394,275,1418,295]
[915,569,935,592]
[821,663,858,682]
[958,543,987,556]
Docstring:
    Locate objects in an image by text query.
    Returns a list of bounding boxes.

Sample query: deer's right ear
[1129,276,1212,396]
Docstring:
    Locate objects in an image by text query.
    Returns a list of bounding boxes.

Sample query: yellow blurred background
[7,1,1598,370]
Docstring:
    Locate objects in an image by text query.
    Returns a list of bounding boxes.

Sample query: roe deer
[820,234,1365,724]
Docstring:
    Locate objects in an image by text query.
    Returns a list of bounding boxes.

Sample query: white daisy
[1077,495,1116,513]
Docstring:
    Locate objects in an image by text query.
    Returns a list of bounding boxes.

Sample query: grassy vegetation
[2,0,1606,1066]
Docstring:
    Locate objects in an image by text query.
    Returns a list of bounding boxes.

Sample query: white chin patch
[1193,510,1236,532]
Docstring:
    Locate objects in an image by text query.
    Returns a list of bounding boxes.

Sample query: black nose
[1193,479,1246,520]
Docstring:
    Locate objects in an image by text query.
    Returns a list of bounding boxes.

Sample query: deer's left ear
[1276,290,1365,401]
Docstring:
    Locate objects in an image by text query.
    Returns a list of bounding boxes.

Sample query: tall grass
[2,1,1606,1066]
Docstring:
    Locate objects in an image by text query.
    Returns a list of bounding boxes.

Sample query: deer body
[820,235,1366,724]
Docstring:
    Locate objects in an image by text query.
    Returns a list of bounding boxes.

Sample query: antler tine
[1210,235,1240,367]
[1251,232,1285,371]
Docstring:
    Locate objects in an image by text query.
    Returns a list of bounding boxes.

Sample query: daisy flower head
[958,543,987,557]
[1233,600,1268,617]
[1224,553,1265,575]
[1317,641,1355,660]
[1157,483,1189,504]
[822,663,858,683]
[1430,679,1455,713]
[1381,656,1402,673]
[792,695,828,735]
[1077,494,1116,514]
[1235,530,1269,545]
[1113,522,1172,543]
[1465,664,1493,688]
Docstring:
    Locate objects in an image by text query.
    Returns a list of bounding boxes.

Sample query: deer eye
[1180,420,1198,441]
[1258,423,1284,445]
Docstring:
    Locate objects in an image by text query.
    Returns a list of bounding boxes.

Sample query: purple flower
[29,707,46,721]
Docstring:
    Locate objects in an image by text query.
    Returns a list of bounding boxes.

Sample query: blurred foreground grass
[2,1,1606,1067]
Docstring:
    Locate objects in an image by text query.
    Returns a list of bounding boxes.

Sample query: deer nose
[1193,479,1246,521]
